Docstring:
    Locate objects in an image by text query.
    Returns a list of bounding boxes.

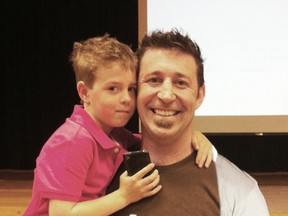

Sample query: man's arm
[233,186,269,216]
[216,155,269,216]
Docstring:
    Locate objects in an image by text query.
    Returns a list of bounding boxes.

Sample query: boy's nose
[120,90,131,104]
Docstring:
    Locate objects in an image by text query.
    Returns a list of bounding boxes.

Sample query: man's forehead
[140,49,197,75]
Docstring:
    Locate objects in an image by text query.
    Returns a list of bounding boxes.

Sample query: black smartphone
[123,150,153,177]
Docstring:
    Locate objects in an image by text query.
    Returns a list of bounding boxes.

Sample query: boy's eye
[128,87,137,93]
[108,86,119,91]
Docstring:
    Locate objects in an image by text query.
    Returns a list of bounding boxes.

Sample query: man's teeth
[154,109,177,117]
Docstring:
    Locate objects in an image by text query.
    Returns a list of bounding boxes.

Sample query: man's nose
[157,79,176,103]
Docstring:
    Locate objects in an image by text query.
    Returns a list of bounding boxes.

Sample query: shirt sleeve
[36,137,94,202]
[216,155,269,216]
[233,185,269,216]
[212,145,218,162]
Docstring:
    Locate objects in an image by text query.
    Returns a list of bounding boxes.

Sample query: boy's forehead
[95,62,136,78]
[102,60,135,71]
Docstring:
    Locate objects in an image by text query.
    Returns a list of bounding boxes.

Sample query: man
[107,29,269,215]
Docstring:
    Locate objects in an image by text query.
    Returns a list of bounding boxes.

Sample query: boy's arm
[49,164,161,216]
[191,131,217,168]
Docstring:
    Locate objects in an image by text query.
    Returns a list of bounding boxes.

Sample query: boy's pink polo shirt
[24,105,139,215]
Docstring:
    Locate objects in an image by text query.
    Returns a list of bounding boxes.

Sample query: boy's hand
[118,163,162,205]
[191,131,213,168]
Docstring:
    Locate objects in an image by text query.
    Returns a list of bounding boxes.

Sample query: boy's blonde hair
[70,34,137,88]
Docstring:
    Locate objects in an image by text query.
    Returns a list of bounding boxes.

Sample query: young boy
[24,34,215,216]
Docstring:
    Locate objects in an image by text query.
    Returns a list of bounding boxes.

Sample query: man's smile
[151,109,180,117]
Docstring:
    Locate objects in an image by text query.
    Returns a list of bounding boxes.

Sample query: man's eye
[147,77,161,84]
[175,80,188,88]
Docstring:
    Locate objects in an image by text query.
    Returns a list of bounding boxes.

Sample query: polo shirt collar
[70,105,120,150]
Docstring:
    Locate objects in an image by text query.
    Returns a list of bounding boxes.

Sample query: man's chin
[154,119,173,129]
[144,120,176,138]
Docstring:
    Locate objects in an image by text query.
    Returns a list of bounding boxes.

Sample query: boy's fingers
[144,185,162,198]
[197,158,204,168]
[134,163,155,179]
[204,152,213,168]
[195,149,206,166]
[141,169,159,186]
[192,139,200,150]
[191,131,200,150]
[150,184,162,194]
[145,174,160,190]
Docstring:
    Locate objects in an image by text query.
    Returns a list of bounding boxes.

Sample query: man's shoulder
[215,155,257,187]
[215,155,263,206]
[215,155,269,215]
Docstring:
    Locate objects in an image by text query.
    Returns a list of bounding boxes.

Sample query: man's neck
[141,132,193,166]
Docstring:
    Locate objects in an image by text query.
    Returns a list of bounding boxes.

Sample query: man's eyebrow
[174,72,189,78]
[142,71,191,81]
[145,71,161,75]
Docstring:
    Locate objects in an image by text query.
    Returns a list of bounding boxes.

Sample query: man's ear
[77,81,89,104]
[195,84,205,110]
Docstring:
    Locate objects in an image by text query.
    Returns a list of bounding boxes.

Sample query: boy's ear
[77,81,89,103]
[195,84,206,110]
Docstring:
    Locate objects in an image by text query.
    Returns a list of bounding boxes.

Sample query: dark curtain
[1,0,138,169]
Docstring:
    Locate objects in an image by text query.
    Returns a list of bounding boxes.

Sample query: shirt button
[114,148,119,154]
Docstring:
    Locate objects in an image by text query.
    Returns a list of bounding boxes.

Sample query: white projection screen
[138,0,288,134]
